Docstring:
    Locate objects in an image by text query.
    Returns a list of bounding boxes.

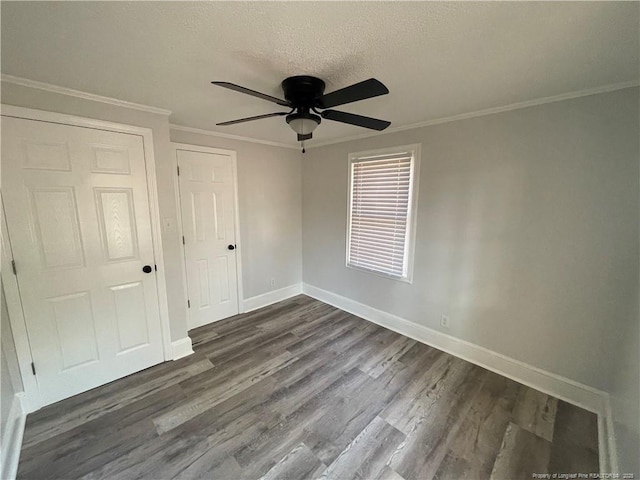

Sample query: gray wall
[303,87,639,393]
[170,130,302,299]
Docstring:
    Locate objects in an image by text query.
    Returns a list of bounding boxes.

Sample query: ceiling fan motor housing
[281,76,326,108]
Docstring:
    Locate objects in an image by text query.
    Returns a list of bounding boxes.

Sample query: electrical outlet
[441,314,450,329]
[270,277,276,287]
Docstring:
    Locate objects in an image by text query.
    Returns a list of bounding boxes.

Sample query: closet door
[176,146,239,329]
[2,116,164,406]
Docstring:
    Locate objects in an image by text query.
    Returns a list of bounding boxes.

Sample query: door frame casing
[1,105,173,412]
[171,142,244,329]
[1,197,39,413]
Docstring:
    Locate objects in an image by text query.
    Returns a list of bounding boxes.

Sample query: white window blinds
[347,147,418,280]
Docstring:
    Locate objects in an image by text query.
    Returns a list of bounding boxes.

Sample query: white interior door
[2,116,165,406]
[176,146,239,329]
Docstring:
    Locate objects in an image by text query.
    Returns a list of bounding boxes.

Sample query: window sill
[346,263,413,284]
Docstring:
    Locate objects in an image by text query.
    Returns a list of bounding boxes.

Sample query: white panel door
[2,117,165,406]
[177,148,239,328]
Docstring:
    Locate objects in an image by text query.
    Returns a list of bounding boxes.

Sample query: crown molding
[169,124,299,150]
[309,80,640,149]
[3,74,636,149]
[1,74,172,116]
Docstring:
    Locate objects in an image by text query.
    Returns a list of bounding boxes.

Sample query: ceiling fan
[211,76,391,151]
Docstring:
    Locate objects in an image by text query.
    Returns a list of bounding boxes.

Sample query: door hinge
[11,260,17,275]
[182,236,185,245]
[31,362,36,375]
[187,299,191,308]
[177,165,180,176]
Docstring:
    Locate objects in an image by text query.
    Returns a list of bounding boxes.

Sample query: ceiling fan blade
[216,112,288,126]
[321,110,391,131]
[211,81,290,107]
[319,79,389,109]
[298,133,312,141]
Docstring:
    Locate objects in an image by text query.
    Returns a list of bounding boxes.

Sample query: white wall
[303,87,639,393]
[169,129,302,300]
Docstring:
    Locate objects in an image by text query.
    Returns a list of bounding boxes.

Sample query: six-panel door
[2,117,165,406]
[177,148,239,329]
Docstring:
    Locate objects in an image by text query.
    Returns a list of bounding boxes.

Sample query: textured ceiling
[2,2,638,146]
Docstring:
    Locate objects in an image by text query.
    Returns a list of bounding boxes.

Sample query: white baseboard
[598,394,619,473]
[302,282,611,416]
[1,392,26,480]
[171,337,194,360]
[242,284,302,313]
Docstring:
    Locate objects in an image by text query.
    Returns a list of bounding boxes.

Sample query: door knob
[142,265,153,273]
[227,244,235,251]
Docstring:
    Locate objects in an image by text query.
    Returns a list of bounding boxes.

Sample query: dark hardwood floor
[17,295,599,480]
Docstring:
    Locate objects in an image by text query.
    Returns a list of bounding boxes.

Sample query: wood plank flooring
[17,295,599,480]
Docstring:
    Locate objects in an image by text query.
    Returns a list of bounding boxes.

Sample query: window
[346,144,420,282]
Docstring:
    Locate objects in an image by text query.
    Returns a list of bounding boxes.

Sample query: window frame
[345,143,421,283]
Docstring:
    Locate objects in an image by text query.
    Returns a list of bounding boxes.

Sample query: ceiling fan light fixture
[286,112,321,135]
